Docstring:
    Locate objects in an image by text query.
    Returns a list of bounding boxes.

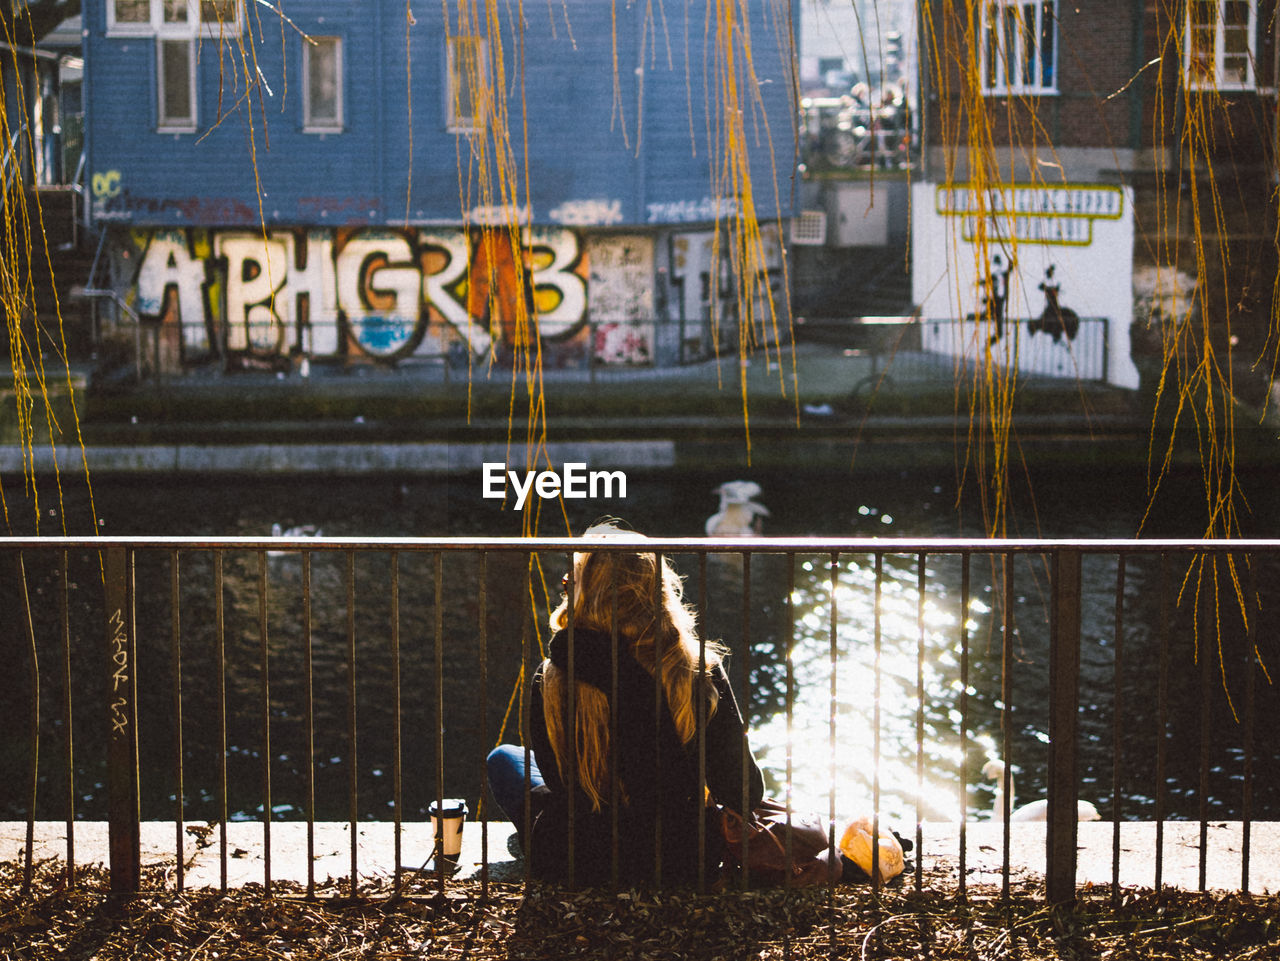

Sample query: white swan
[269,523,322,556]
[981,759,1100,822]
[272,522,321,538]
[705,481,770,537]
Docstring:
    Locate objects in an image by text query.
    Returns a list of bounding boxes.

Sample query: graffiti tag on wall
[129,227,608,364]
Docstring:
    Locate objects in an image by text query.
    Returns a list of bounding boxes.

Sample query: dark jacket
[528,627,765,886]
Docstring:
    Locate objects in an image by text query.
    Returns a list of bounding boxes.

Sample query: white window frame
[107,0,243,38]
[1184,0,1257,90]
[979,0,1059,96]
[303,37,344,133]
[156,37,198,132]
[107,0,156,36]
[445,35,489,133]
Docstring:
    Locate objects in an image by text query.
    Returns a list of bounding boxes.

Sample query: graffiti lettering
[469,205,530,226]
[135,230,211,354]
[645,196,738,224]
[549,199,624,226]
[132,227,594,364]
[91,170,122,199]
[336,232,422,356]
[216,232,292,352]
[98,190,259,224]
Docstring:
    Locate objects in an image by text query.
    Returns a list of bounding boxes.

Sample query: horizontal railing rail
[2,536,1273,908]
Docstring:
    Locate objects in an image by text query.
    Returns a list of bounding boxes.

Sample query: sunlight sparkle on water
[749,556,981,822]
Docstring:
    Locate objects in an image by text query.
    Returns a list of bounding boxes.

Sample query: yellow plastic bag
[838,815,905,883]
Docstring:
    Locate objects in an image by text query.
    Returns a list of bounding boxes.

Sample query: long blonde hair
[542,521,724,810]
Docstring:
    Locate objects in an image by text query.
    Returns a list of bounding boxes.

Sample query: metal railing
[796,315,1111,386]
[2,536,1272,905]
[91,314,724,382]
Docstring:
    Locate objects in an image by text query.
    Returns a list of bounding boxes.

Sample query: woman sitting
[487,521,765,886]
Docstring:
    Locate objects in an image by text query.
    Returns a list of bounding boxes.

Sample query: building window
[303,37,343,132]
[198,0,243,35]
[446,36,488,132]
[157,38,196,131]
[108,0,153,33]
[1186,0,1256,89]
[979,0,1057,95]
[107,0,242,36]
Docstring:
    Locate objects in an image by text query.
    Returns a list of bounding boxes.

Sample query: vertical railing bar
[1197,560,1212,893]
[433,551,445,898]
[828,552,838,958]
[915,552,926,893]
[521,555,533,886]
[170,549,184,892]
[215,550,228,894]
[129,555,141,888]
[391,552,403,897]
[61,550,76,886]
[1110,554,1125,905]
[739,550,752,891]
[1241,553,1257,895]
[565,551,577,889]
[609,560,621,891]
[1000,552,1014,902]
[258,550,272,894]
[958,552,970,900]
[1046,549,1082,905]
[19,551,39,900]
[346,549,358,898]
[872,553,884,901]
[1155,553,1170,891]
[652,551,663,888]
[477,552,488,898]
[303,550,316,899]
[697,552,708,895]
[784,552,795,916]
[106,546,141,893]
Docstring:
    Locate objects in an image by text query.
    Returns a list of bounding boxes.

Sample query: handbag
[719,797,842,887]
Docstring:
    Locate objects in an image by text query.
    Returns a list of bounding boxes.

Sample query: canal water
[4,463,1279,828]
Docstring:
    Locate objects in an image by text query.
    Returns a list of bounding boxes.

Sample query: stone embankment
[10,341,1266,475]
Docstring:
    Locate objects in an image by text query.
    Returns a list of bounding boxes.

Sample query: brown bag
[720,797,842,887]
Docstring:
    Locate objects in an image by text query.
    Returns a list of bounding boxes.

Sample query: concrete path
[6,820,1278,894]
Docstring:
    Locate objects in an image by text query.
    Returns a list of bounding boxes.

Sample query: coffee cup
[428,798,468,864]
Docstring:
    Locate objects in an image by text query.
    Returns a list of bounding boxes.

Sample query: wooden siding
[84,0,795,228]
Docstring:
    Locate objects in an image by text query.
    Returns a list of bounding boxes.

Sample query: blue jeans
[486,744,544,830]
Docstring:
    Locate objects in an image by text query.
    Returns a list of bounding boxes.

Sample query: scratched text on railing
[109,607,129,737]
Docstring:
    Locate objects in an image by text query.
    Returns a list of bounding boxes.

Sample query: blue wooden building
[81,0,796,371]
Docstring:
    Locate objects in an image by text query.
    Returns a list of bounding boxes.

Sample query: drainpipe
[634,0,646,230]
[1129,0,1144,156]
[915,0,931,185]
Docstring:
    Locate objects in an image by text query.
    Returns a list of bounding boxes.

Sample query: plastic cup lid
[428,798,468,818]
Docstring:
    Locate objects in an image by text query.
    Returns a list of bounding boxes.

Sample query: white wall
[911,181,1140,389]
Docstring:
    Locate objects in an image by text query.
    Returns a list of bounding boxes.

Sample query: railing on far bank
[2,536,1271,905]
[794,315,1111,386]
[88,312,1109,389]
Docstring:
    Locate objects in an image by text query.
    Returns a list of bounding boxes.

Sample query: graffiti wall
[122,227,659,369]
[668,224,786,356]
[911,182,1139,388]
